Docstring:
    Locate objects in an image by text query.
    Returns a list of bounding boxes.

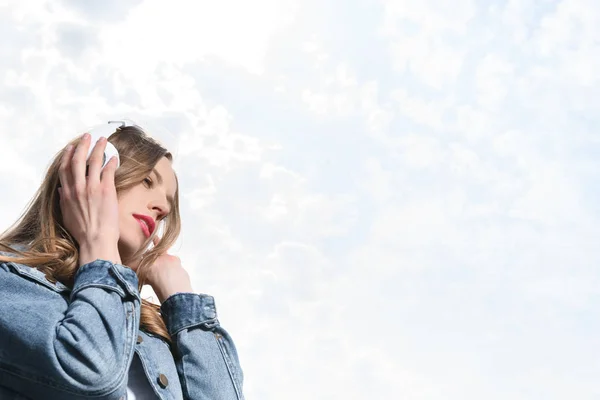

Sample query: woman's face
[116,156,177,265]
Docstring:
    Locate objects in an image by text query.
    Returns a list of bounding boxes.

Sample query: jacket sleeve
[160,293,245,400]
[0,259,140,400]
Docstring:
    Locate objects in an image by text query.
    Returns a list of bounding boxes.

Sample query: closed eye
[144,175,172,219]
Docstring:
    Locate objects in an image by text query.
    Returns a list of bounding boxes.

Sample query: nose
[149,194,170,220]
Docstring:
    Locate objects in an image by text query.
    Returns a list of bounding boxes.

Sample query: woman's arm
[0,259,140,400]
[160,293,245,400]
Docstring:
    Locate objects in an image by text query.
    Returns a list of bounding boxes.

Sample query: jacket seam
[213,334,243,400]
[167,319,217,337]
[71,283,126,299]
[179,350,190,400]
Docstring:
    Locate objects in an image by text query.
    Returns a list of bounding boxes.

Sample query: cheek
[117,205,134,234]
[117,194,136,220]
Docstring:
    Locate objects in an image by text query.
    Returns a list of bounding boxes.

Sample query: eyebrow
[152,169,175,210]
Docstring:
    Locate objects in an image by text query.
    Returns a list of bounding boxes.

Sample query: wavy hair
[0,125,181,344]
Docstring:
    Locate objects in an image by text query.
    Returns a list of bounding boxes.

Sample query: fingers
[86,136,108,186]
[71,133,91,197]
[99,153,118,188]
[55,131,122,251]
[58,143,75,191]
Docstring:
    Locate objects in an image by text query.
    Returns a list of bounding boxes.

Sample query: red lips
[133,214,156,236]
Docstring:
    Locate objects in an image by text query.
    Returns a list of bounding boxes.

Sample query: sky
[0,0,599,398]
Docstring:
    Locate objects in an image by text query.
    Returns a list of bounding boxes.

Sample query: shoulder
[0,250,71,295]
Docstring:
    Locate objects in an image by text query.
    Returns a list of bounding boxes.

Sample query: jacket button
[157,373,169,388]
[136,335,143,344]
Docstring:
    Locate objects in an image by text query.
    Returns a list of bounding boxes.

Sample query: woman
[0,122,244,399]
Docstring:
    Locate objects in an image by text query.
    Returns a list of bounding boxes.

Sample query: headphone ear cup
[103,142,120,169]
[84,121,122,170]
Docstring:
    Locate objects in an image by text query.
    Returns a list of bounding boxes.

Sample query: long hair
[0,125,181,344]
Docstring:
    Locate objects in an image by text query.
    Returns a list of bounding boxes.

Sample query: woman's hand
[146,236,194,303]
[58,133,121,266]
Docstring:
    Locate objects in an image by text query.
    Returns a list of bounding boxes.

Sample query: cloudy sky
[1,0,599,398]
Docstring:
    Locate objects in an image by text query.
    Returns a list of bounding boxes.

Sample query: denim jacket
[0,246,244,400]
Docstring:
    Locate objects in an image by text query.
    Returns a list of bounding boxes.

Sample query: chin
[117,235,143,264]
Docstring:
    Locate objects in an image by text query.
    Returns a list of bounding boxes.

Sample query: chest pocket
[4,261,70,294]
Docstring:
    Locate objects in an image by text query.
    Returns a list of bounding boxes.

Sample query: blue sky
[1,0,599,398]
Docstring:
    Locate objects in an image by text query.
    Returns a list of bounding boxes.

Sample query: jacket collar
[1,242,71,293]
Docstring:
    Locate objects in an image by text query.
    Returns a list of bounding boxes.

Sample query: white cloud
[381,0,476,88]
[475,53,515,108]
[99,0,299,75]
[1,0,600,398]
[391,88,448,130]
[389,35,466,89]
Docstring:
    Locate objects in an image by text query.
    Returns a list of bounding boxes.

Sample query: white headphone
[85,120,128,169]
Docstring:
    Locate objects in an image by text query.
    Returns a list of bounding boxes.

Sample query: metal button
[157,373,169,388]
[136,335,143,344]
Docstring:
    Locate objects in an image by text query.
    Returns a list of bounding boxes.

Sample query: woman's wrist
[154,281,194,304]
[78,242,122,267]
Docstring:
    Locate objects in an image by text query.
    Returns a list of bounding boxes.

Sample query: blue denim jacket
[0,247,244,400]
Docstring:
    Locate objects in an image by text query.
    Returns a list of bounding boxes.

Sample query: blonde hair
[0,126,181,344]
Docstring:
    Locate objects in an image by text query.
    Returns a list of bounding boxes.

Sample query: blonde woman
[0,122,244,399]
